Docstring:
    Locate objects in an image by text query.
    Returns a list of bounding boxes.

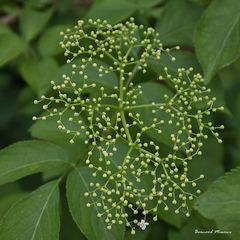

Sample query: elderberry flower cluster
[33,18,224,234]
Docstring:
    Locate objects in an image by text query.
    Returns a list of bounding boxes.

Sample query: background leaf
[0,24,26,67]
[132,82,175,147]
[0,140,69,185]
[0,1,240,239]
[66,167,125,240]
[0,180,60,240]
[30,112,88,164]
[188,137,225,190]
[194,0,240,82]
[20,57,58,96]
[20,6,53,41]
[37,25,70,57]
[131,0,163,10]
[168,212,227,240]
[155,0,203,46]
[194,167,240,240]
[124,227,149,240]
[85,0,136,24]
[25,0,54,8]
[60,190,87,240]
[0,183,28,217]
[53,58,118,90]
[148,50,201,75]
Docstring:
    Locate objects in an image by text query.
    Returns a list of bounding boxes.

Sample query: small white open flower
[137,219,149,230]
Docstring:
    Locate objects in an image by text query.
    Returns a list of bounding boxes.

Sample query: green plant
[1,1,240,240]
[33,18,224,234]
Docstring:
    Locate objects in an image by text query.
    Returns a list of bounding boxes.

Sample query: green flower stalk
[33,18,224,234]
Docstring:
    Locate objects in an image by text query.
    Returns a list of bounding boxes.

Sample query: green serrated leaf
[20,6,54,41]
[0,140,69,185]
[20,57,58,96]
[66,167,125,240]
[194,167,240,240]
[155,0,203,46]
[0,181,60,240]
[194,0,240,83]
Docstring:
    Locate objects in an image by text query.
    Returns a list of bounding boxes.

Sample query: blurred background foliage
[0,0,239,239]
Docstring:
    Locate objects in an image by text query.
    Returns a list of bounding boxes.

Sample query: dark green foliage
[0,0,239,239]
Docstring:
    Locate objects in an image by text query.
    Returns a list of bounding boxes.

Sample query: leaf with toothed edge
[194,167,240,240]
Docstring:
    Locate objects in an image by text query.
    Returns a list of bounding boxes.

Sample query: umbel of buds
[33,18,224,234]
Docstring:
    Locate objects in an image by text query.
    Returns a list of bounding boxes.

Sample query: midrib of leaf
[205,13,240,80]
[0,159,70,179]
[30,180,59,240]
[73,167,111,239]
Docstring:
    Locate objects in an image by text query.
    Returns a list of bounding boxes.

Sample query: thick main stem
[119,70,133,144]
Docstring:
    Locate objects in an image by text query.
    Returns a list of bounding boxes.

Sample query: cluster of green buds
[33,18,224,234]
